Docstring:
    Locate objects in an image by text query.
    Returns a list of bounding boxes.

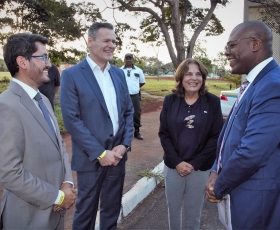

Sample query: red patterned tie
[236,79,250,104]
[217,79,250,172]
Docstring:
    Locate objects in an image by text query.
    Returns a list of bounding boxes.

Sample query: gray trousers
[164,164,210,230]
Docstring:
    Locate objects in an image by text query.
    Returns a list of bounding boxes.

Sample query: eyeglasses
[184,115,195,129]
[31,54,50,64]
[127,70,131,77]
[224,37,255,52]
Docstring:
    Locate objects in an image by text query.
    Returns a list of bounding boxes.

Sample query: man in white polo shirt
[120,53,146,140]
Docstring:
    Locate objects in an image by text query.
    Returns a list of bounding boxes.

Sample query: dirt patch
[141,96,163,114]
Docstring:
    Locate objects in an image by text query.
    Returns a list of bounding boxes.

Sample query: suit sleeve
[214,79,280,199]
[0,103,58,209]
[60,70,106,161]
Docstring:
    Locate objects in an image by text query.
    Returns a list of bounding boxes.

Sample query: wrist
[57,191,65,205]
[123,145,130,153]
[97,150,106,160]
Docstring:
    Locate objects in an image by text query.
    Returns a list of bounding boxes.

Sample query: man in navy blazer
[206,20,280,229]
[60,22,134,230]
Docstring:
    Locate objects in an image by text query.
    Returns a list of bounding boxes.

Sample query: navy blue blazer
[159,92,223,171]
[212,59,280,229]
[60,59,134,172]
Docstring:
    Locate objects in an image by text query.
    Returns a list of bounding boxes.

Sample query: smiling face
[26,42,51,89]
[88,27,116,69]
[224,21,266,75]
[182,63,203,95]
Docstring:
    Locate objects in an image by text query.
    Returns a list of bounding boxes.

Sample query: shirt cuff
[63,181,74,187]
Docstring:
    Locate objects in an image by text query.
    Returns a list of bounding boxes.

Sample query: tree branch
[116,0,178,66]
[187,0,218,58]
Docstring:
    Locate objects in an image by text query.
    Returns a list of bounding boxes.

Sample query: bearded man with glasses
[0,33,76,229]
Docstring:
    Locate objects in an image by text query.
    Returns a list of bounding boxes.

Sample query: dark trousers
[130,93,141,129]
[72,163,125,230]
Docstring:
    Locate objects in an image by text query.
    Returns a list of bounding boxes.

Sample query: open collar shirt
[86,55,119,135]
[238,57,273,102]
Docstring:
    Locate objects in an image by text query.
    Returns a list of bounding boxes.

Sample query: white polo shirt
[120,65,146,95]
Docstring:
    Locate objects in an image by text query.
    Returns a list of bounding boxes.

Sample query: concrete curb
[95,161,164,230]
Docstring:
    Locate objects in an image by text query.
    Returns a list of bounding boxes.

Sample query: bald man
[206,20,280,229]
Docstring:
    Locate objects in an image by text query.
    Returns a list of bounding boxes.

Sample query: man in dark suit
[60,22,134,230]
[0,33,76,229]
[206,20,280,229]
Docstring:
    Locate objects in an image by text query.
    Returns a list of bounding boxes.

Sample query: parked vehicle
[220,88,239,117]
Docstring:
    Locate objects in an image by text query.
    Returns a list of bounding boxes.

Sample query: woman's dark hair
[172,58,208,97]
[3,33,48,77]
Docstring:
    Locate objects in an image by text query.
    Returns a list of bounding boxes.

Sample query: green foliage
[0,82,8,94]
[0,0,102,62]
[137,170,165,186]
[114,0,228,68]
[258,0,280,34]
[192,41,213,73]
[140,56,164,76]
[54,102,67,134]
[223,74,241,89]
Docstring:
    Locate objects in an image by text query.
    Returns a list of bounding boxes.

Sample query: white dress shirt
[86,55,119,135]
[238,57,273,102]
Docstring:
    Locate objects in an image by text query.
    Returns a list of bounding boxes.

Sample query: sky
[85,0,245,63]
[0,0,245,63]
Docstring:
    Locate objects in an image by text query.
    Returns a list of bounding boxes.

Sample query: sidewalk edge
[95,161,164,230]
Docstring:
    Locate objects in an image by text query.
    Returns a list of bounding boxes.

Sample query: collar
[86,54,111,72]
[246,57,273,83]
[123,64,135,69]
[12,78,38,99]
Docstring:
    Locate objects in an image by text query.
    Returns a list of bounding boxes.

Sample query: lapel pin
[204,111,207,113]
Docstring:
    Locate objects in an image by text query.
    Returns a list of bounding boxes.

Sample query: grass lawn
[142,78,232,97]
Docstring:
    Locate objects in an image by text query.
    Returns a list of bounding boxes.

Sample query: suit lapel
[80,59,109,115]
[109,67,121,118]
[222,59,278,143]
[9,81,59,149]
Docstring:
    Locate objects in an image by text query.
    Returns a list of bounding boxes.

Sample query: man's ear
[16,56,28,70]
[252,38,262,52]
[88,37,93,48]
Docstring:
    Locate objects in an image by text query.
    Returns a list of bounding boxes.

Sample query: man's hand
[175,162,194,177]
[206,171,221,203]
[112,145,126,156]
[58,187,77,209]
[98,150,122,166]
[53,183,75,211]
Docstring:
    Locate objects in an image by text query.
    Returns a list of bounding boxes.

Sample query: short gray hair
[88,22,114,40]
